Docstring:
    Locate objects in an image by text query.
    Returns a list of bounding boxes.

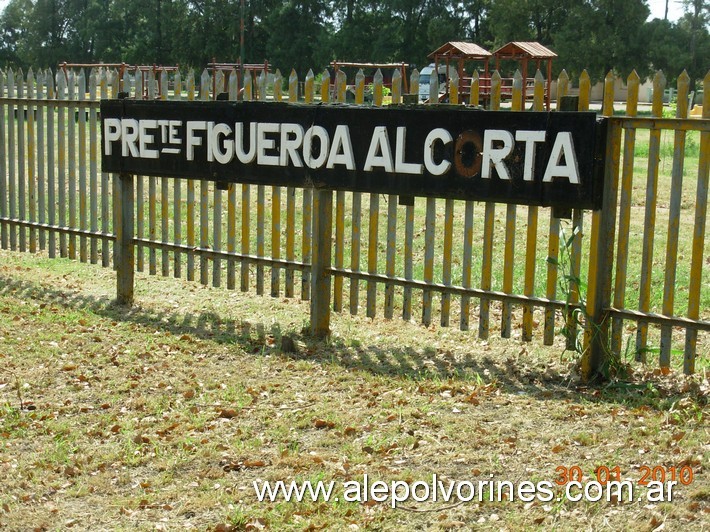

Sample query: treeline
[0,0,707,84]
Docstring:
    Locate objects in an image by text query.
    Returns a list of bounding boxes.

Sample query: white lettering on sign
[423,128,452,176]
[281,123,305,167]
[543,132,580,184]
[303,125,330,169]
[364,126,394,172]
[327,125,355,170]
[102,118,583,185]
[515,130,546,181]
[481,129,514,180]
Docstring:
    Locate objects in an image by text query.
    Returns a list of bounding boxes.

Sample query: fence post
[581,118,621,382]
[116,172,135,306]
[310,189,333,337]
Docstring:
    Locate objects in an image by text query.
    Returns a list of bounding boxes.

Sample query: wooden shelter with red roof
[427,41,492,102]
[492,41,557,109]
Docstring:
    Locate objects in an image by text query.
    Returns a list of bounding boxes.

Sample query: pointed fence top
[652,69,666,89]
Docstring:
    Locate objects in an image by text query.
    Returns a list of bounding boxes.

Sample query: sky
[0,0,688,23]
[647,0,686,22]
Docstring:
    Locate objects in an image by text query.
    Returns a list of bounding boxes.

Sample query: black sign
[101,100,607,209]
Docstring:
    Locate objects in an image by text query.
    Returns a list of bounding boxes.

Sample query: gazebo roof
[492,41,557,60]
[428,41,491,60]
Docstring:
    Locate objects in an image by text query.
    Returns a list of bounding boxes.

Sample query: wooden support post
[116,172,135,306]
[310,189,333,338]
[581,119,620,382]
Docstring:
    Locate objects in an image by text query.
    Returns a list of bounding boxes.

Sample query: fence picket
[441,198,453,326]
[374,69,383,107]
[611,70,640,355]
[350,189,362,314]
[659,71,690,366]
[469,70,479,107]
[285,70,298,297]
[336,69,346,103]
[199,69,210,286]
[17,68,26,253]
[349,69,365,314]
[100,70,111,266]
[271,183,282,296]
[333,88,346,309]
[543,70,569,345]
[522,70,546,341]
[402,197,414,321]
[255,71,266,294]
[684,73,710,374]
[7,69,16,251]
[258,70,267,101]
[636,71,666,361]
[67,70,77,259]
[301,71,314,300]
[479,71,501,339]
[288,68,298,103]
[429,66,439,103]
[304,69,314,103]
[256,180,265,295]
[274,69,283,102]
[46,70,56,257]
[208,74,224,289]
[334,185,345,312]
[27,69,37,253]
[88,69,98,263]
[134,69,144,270]
[384,194,397,319]
[320,69,330,103]
[366,192,379,318]
[449,69,459,105]
[501,71,523,337]
[57,71,67,256]
[158,71,170,276]
[460,200,474,330]
[564,71,591,348]
[391,68,401,104]
[410,68,419,101]
[422,197,436,326]
[0,70,6,250]
[77,69,88,262]
[186,70,197,281]
[169,70,182,278]
[241,71,252,291]
[227,69,237,289]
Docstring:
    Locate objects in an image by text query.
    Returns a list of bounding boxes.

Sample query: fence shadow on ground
[0,273,698,410]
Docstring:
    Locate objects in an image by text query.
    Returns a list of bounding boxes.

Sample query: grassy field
[0,249,708,530]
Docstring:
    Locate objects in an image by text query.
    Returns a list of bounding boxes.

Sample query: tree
[262,0,332,74]
[678,0,710,83]
[553,0,650,81]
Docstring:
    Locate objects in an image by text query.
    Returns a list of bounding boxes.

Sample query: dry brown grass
[0,249,708,531]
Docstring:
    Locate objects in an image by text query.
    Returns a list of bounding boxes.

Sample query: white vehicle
[418,63,457,102]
